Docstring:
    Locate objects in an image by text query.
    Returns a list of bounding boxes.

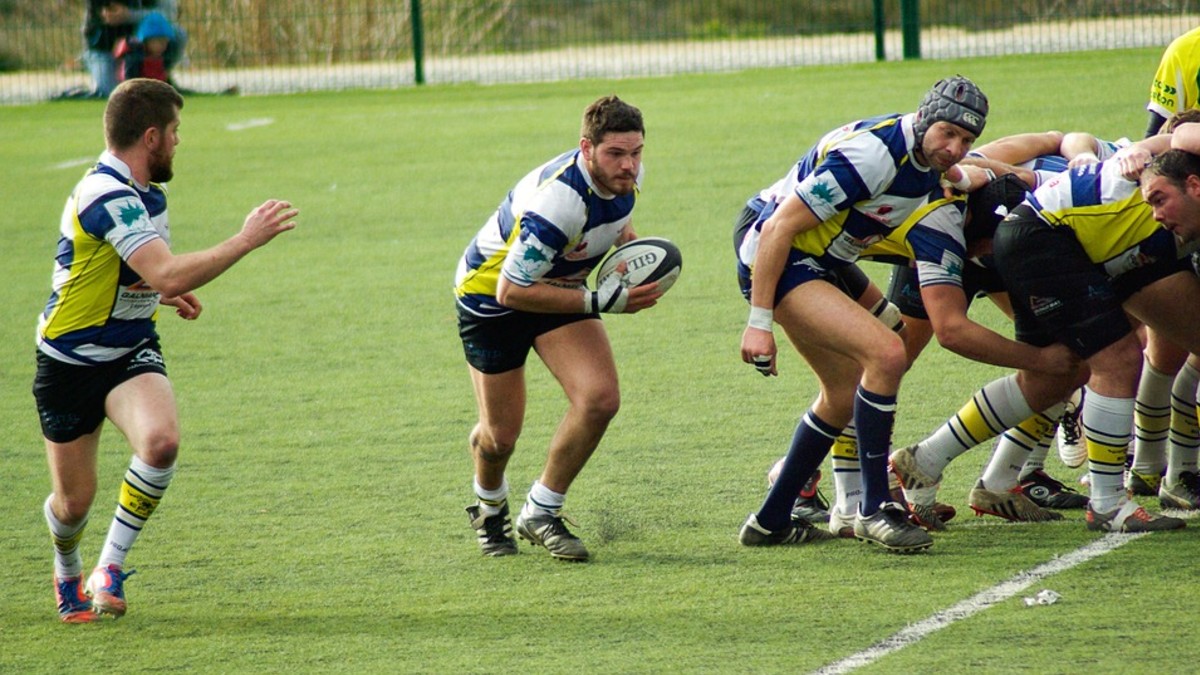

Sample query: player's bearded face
[920,121,976,172]
[149,143,174,183]
[149,115,180,183]
[584,131,643,196]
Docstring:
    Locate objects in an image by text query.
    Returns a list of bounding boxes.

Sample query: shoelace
[1059,410,1082,445]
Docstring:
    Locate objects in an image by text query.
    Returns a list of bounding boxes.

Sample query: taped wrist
[586,272,629,313]
[747,305,773,331]
[869,297,905,332]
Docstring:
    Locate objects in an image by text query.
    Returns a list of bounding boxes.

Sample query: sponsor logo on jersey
[564,240,591,261]
[803,178,841,206]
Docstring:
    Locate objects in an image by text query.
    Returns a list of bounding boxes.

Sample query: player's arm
[956,156,1033,189]
[921,283,1075,374]
[973,131,1064,165]
[739,194,821,375]
[127,199,297,298]
[496,274,660,315]
[1171,122,1200,153]
[1060,132,1103,168]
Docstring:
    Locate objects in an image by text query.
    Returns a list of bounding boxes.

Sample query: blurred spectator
[115,11,181,83]
[58,1,181,99]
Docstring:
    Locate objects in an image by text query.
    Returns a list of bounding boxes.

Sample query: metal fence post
[901,0,921,60]
[411,0,425,85]
[873,0,885,61]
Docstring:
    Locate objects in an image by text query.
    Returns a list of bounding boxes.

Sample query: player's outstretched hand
[240,199,299,249]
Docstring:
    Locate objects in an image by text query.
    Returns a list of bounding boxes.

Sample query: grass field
[3,49,1196,673]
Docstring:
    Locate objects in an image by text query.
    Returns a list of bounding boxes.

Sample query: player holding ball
[454,95,676,562]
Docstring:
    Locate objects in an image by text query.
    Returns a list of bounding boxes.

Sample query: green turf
[4,49,1196,673]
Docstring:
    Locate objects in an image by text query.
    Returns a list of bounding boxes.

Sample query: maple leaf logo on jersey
[522,247,548,264]
[808,180,837,205]
[118,202,146,227]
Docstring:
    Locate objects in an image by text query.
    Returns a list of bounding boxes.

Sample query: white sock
[831,469,863,518]
[44,495,86,578]
[1132,362,1174,475]
[523,480,565,517]
[474,476,509,516]
[920,374,1034,478]
[97,456,175,569]
[1166,362,1200,486]
[1083,388,1134,514]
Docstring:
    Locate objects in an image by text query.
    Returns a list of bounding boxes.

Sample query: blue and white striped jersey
[738,113,944,275]
[862,191,973,290]
[37,152,169,365]
[455,149,641,318]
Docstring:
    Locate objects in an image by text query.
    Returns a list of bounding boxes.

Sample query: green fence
[0,1,1196,104]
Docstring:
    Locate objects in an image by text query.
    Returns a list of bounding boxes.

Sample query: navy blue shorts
[733,205,867,305]
[884,260,1004,321]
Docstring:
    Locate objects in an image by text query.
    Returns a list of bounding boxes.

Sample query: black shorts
[457,304,598,374]
[885,260,1004,321]
[32,340,168,443]
[992,208,1187,358]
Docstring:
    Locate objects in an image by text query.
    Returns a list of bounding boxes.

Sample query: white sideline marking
[811,532,1147,674]
[51,157,94,170]
[226,117,275,131]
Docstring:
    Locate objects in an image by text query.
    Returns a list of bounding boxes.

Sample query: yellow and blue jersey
[862,192,971,289]
[1149,26,1200,119]
[738,113,944,275]
[37,152,169,365]
[1025,160,1178,278]
[454,149,640,318]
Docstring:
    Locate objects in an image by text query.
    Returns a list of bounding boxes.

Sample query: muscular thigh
[776,279,898,377]
[534,318,617,399]
[1126,271,1200,356]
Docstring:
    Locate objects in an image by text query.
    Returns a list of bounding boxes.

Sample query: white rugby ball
[595,236,682,294]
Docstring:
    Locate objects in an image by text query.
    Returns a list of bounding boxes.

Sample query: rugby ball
[595,237,682,294]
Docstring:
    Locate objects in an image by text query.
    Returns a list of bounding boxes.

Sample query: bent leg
[45,429,103,578]
[468,365,526,492]
[533,318,619,494]
[96,373,181,570]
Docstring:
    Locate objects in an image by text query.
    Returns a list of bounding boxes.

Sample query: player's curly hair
[1144,149,1200,188]
[105,78,184,150]
[1162,108,1200,134]
[581,95,644,145]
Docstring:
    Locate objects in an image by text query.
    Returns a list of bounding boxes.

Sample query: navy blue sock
[855,386,898,517]
[756,411,839,530]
